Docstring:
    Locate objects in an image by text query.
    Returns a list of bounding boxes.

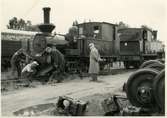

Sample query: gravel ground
[1,70,134,116]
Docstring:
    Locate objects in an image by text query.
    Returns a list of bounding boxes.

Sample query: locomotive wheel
[126,69,159,108]
[139,60,162,69]
[99,62,105,71]
[145,62,164,72]
[122,82,127,92]
[156,59,165,64]
[153,69,165,113]
[133,61,141,69]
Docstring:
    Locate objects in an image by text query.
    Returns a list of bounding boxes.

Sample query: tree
[7,17,26,30]
[141,25,153,31]
[117,21,129,29]
[7,17,18,29]
[26,20,32,26]
[7,17,39,31]
[18,18,26,30]
[72,20,78,26]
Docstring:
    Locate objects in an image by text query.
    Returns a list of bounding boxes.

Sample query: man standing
[88,43,102,81]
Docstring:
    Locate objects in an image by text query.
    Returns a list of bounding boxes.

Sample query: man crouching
[21,61,39,79]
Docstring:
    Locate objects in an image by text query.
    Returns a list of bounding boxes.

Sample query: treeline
[7,17,153,32]
[7,17,40,32]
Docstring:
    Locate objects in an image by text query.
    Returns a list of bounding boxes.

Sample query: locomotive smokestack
[43,7,50,24]
[38,7,55,33]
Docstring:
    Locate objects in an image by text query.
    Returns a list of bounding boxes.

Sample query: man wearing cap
[88,43,102,81]
[44,46,65,83]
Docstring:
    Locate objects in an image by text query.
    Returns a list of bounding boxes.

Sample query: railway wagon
[1,29,68,71]
[118,28,164,69]
[1,30,37,70]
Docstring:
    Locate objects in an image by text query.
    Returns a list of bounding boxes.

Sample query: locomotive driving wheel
[153,69,165,113]
[126,69,159,108]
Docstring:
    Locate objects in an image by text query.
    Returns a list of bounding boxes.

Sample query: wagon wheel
[139,60,163,69]
[78,61,89,73]
[153,69,165,113]
[156,59,165,64]
[99,62,105,71]
[145,62,164,72]
[124,61,130,69]
[133,61,141,69]
[126,69,159,108]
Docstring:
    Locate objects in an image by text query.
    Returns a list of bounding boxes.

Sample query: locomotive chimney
[38,7,55,33]
[43,7,50,24]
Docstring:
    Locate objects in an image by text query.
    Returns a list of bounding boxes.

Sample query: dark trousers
[11,62,21,79]
[16,63,21,77]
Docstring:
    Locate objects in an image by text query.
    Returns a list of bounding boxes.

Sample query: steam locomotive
[1,7,164,73]
[118,28,164,68]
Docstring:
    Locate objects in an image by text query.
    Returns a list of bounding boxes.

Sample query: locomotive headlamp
[124,42,127,46]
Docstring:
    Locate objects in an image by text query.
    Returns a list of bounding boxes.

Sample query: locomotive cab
[64,22,119,72]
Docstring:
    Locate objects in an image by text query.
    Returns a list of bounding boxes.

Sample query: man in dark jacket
[36,46,65,83]
[10,48,27,79]
[47,46,65,83]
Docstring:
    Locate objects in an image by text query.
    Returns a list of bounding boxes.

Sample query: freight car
[1,30,68,71]
[118,28,164,69]
[1,30,37,71]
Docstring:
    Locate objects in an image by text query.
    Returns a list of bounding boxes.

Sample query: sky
[1,0,166,43]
